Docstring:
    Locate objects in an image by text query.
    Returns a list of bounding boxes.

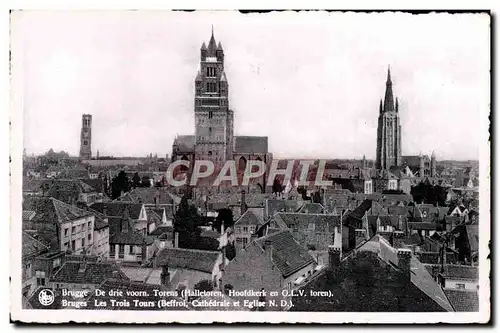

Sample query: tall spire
[383,65,394,112]
[379,99,383,113]
[208,25,217,54]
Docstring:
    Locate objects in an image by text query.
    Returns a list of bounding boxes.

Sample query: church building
[376,67,402,170]
[171,28,272,176]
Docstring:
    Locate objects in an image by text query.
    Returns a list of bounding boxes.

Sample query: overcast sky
[13,11,489,160]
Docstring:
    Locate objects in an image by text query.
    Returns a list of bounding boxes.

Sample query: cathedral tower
[79,114,92,160]
[194,27,234,167]
[376,67,402,170]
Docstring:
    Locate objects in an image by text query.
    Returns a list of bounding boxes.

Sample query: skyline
[13,11,489,160]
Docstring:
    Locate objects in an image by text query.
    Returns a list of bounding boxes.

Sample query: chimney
[328,245,341,268]
[263,239,272,258]
[397,248,412,280]
[160,265,171,289]
[174,232,179,248]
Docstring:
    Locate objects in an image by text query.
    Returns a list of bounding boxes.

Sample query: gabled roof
[90,202,144,220]
[22,231,49,258]
[275,213,340,234]
[172,135,195,153]
[255,230,315,278]
[356,235,454,312]
[51,260,129,284]
[155,247,220,273]
[23,197,93,224]
[296,202,325,214]
[235,210,263,226]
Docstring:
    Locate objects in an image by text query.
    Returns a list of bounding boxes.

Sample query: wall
[444,279,478,290]
[93,227,109,258]
[60,216,95,254]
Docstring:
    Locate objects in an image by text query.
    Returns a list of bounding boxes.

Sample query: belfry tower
[194,27,234,167]
[79,114,92,160]
[376,67,402,170]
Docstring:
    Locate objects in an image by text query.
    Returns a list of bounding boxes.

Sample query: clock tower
[79,114,92,160]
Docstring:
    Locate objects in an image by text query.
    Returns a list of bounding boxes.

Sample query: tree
[141,176,151,187]
[213,208,234,233]
[194,279,214,293]
[410,181,447,206]
[111,171,130,199]
[272,178,283,195]
[173,194,202,248]
[132,172,141,188]
[225,242,236,261]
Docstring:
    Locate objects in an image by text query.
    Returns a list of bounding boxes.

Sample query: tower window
[206,82,217,93]
[206,67,216,77]
[209,127,212,135]
[209,112,213,119]
[83,140,88,145]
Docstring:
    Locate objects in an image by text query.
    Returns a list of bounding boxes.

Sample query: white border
[7,3,493,325]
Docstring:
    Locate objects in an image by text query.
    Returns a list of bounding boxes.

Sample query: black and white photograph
[9,9,490,324]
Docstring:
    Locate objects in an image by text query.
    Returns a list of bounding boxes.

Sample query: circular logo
[38,289,55,306]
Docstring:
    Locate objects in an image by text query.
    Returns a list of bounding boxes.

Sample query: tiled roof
[234,136,268,154]
[22,210,36,221]
[378,215,399,227]
[128,188,173,205]
[356,235,454,312]
[49,179,96,194]
[296,203,325,214]
[275,213,340,233]
[235,210,263,226]
[145,207,162,225]
[90,202,143,220]
[408,222,439,230]
[155,248,220,273]
[80,178,104,193]
[441,265,478,280]
[255,230,315,277]
[444,289,479,312]
[173,135,195,153]
[22,231,49,258]
[23,197,92,224]
[387,205,409,217]
[51,261,129,284]
[200,229,221,239]
[266,199,302,217]
[149,225,174,238]
[22,178,47,193]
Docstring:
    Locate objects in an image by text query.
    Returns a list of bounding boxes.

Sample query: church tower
[194,27,234,167]
[376,67,402,170]
[79,114,92,160]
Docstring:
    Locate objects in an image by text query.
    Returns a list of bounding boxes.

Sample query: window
[308,223,316,231]
[456,283,466,289]
[36,271,46,286]
[208,111,213,119]
[118,245,125,258]
[71,226,76,234]
[64,242,69,249]
[235,226,241,233]
[71,240,76,251]
[64,228,69,237]
[129,246,135,255]
[53,258,61,269]
[243,227,248,233]
[82,238,85,247]
[25,262,32,277]
[83,140,88,145]
[88,222,92,229]
[110,244,116,257]
[242,238,248,245]
[206,82,217,93]
[88,233,92,241]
